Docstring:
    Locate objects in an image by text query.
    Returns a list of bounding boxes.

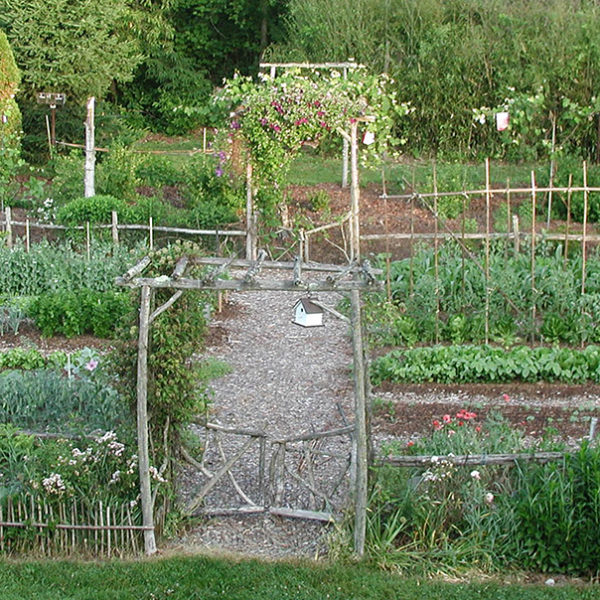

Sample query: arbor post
[137,285,157,555]
[350,288,368,556]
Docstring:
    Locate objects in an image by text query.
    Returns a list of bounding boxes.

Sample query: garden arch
[116,253,382,556]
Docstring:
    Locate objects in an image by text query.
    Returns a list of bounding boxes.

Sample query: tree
[0,29,21,139]
[0,30,22,206]
[0,0,142,102]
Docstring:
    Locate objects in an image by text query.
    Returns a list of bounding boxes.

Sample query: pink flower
[432,420,442,430]
[470,470,481,480]
[85,359,98,371]
[406,441,415,447]
[485,492,494,504]
[502,393,510,403]
[442,414,451,424]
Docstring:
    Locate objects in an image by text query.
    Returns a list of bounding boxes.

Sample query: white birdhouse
[292,297,324,327]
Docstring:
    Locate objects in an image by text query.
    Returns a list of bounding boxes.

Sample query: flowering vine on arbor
[213,68,412,189]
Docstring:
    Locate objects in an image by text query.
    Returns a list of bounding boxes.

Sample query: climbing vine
[213,68,412,189]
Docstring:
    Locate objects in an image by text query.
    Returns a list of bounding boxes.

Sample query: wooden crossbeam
[116,276,381,292]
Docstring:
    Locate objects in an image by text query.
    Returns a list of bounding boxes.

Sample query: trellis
[363,159,600,345]
[115,252,382,556]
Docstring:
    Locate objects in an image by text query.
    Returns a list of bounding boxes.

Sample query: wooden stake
[86,221,91,261]
[25,219,30,252]
[149,217,153,250]
[5,205,12,248]
[84,97,96,198]
[350,289,367,557]
[582,162,588,297]
[531,171,537,343]
[565,174,572,264]
[485,159,491,345]
[137,285,157,555]
[111,211,119,246]
[433,164,440,344]
[350,120,360,261]
[246,162,255,260]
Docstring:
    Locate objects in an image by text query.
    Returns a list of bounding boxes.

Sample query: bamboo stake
[409,192,415,298]
[5,206,12,248]
[433,165,440,345]
[461,193,466,308]
[565,174,572,264]
[485,159,491,345]
[531,171,537,343]
[86,222,91,261]
[505,180,511,263]
[582,161,589,297]
[111,211,119,246]
[350,120,360,261]
[246,162,254,260]
[149,216,154,250]
[25,219,30,252]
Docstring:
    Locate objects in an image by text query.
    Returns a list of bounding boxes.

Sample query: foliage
[380,241,600,347]
[110,240,210,461]
[214,68,410,191]
[273,0,600,160]
[56,195,134,227]
[0,347,66,371]
[0,366,125,434]
[509,444,600,574]
[180,154,244,228]
[0,0,142,102]
[367,411,600,576]
[0,240,141,296]
[28,289,131,338]
[370,344,600,385]
[0,30,23,207]
[0,428,145,507]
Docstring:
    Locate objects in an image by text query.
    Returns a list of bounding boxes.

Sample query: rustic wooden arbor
[116,252,382,556]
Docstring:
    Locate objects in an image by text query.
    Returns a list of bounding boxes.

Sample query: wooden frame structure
[116,252,382,556]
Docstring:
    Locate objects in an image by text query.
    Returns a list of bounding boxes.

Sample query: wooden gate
[183,421,354,523]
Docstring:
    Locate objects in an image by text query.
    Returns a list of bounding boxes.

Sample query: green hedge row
[370,344,600,385]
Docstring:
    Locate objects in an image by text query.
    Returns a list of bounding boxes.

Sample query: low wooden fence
[0,207,246,254]
[0,496,148,557]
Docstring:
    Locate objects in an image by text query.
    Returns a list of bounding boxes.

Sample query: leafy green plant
[56,195,134,226]
[28,289,131,338]
[370,344,600,385]
[0,368,125,434]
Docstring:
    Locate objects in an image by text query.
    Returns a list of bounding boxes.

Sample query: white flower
[485,492,494,504]
[42,473,66,495]
[470,470,481,480]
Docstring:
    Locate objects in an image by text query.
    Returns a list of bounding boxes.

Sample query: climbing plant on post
[213,68,412,256]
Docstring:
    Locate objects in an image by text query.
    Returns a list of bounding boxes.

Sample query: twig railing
[0,496,145,557]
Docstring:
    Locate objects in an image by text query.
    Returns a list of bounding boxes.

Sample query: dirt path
[172,272,355,559]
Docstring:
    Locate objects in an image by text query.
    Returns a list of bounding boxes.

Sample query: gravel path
[173,271,355,559]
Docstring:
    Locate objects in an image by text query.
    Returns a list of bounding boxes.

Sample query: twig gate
[116,252,382,556]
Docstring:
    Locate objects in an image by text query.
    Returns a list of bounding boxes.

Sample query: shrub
[56,194,134,226]
[0,367,125,434]
[28,289,131,338]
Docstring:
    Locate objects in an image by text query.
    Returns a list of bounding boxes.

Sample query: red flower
[433,420,442,430]
[502,393,510,403]
[442,414,451,424]
[407,441,415,447]
[475,426,482,433]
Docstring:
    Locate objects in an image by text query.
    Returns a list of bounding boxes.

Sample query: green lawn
[0,555,598,600]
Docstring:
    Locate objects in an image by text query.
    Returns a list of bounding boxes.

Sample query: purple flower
[230,120,241,130]
[215,166,223,177]
[85,359,99,372]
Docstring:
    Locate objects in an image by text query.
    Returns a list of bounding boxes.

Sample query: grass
[0,555,598,600]
[288,150,545,192]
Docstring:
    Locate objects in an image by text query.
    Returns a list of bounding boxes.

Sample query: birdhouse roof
[294,297,323,314]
